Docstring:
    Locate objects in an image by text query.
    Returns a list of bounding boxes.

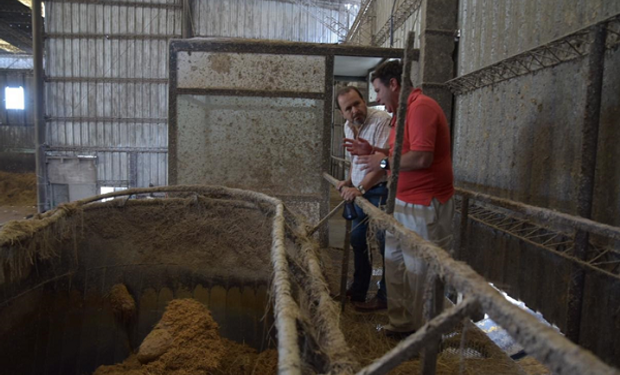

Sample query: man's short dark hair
[371,60,403,88]
[335,86,365,110]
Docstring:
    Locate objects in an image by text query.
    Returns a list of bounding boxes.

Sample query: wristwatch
[357,184,366,194]
[380,158,390,170]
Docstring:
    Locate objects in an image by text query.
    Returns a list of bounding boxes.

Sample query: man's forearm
[390,150,433,172]
[372,146,390,156]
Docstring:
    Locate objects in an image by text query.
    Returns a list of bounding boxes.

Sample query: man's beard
[353,116,365,126]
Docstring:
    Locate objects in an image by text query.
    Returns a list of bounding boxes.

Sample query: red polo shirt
[389,89,454,205]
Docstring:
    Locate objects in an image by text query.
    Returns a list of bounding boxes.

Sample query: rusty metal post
[386,31,415,215]
[421,273,444,375]
[566,24,607,344]
[340,220,352,312]
[32,0,47,213]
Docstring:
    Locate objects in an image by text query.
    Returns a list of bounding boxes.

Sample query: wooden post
[421,272,445,375]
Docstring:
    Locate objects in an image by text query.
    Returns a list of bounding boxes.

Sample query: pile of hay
[94,298,277,375]
[0,172,36,206]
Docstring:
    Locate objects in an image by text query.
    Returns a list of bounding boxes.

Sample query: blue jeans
[349,183,388,302]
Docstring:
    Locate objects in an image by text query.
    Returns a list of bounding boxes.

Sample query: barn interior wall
[40,0,347,205]
[0,69,35,172]
[453,0,620,366]
[454,0,620,223]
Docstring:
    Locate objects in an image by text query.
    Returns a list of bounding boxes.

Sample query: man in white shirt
[336,86,391,311]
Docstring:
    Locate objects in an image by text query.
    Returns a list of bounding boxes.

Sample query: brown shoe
[353,297,388,312]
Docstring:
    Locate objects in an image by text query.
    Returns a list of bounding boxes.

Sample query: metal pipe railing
[327,155,620,249]
[324,172,619,375]
[455,188,620,242]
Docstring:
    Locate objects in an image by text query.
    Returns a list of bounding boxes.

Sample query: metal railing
[324,172,619,375]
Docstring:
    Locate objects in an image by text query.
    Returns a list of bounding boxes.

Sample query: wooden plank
[225,286,243,343]
[136,288,158,344]
[241,286,258,348]
[193,284,210,308]
[209,285,227,338]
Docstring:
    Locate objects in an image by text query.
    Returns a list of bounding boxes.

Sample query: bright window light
[5,86,25,110]
[100,186,128,202]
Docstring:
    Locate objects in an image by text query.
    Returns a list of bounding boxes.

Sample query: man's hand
[337,179,351,192]
[340,186,362,202]
[343,137,373,156]
[356,153,384,173]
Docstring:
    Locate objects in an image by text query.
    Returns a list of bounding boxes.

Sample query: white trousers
[384,197,454,332]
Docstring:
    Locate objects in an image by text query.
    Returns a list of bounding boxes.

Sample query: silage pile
[94,298,277,375]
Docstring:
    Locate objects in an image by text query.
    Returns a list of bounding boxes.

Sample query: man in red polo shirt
[345,60,454,337]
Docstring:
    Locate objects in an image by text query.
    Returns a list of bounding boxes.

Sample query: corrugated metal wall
[43,0,349,201]
[192,0,352,43]
[344,0,422,47]
[0,69,34,147]
[373,0,421,48]
[453,0,620,366]
[457,0,620,76]
[454,0,620,219]
[45,0,180,191]
[0,68,35,172]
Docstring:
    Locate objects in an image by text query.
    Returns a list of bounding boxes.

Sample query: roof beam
[0,19,32,54]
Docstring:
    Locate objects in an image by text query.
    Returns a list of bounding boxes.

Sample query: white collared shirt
[344,108,392,188]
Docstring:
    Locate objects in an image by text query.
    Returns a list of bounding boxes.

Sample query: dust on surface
[94,298,277,375]
[81,199,274,281]
[208,54,231,74]
[0,171,36,206]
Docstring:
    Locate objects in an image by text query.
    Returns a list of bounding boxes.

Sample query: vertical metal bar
[566,24,607,344]
[340,220,352,312]
[385,31,415,215]
[182,0,193,38]
[421,273,444,375]
[33,0,47,213]
[129,152,138,188]
[323,54,335,247]
[457,195,469,260]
